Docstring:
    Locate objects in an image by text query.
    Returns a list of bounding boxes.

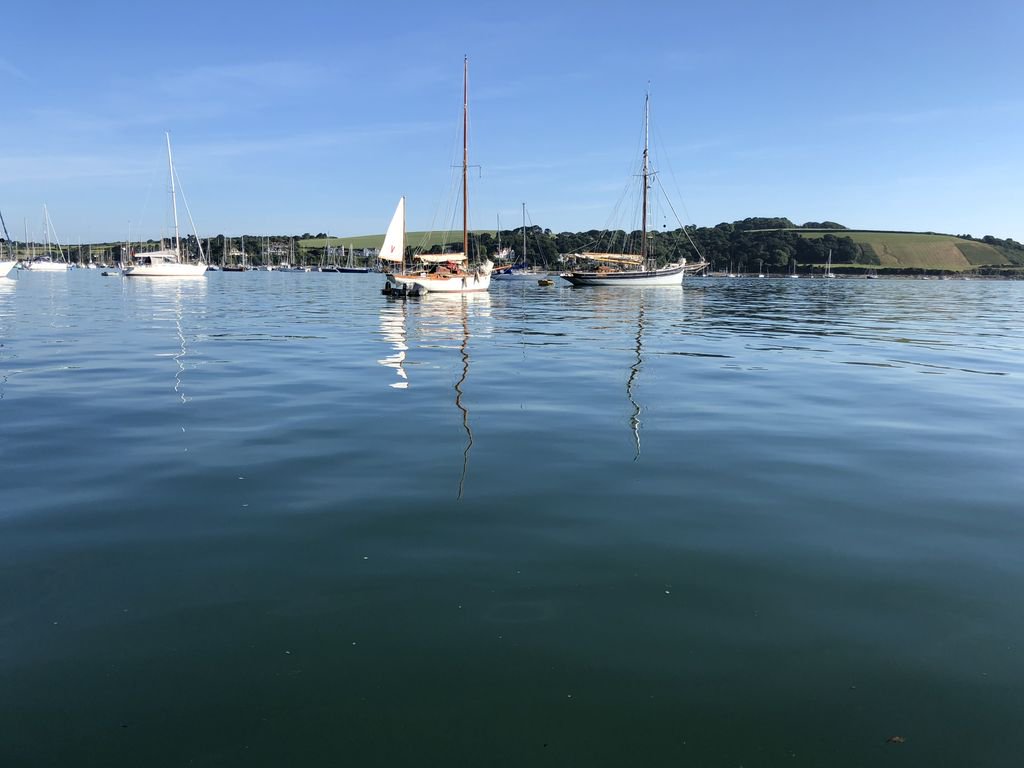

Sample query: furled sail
[379,197,405,263]
[578,252,644,265]
[416,252,467,263]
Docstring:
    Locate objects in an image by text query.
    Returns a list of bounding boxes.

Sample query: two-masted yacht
[561,92,707,287]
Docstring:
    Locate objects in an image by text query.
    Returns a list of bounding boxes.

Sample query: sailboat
[824,248,836,279]
[0,208,17,278]
[492,203,547,281]
[124,133,208,277]
[24,206,70,271]
[382,58,493,295]
[339,242,370,273]
[562,92,707,287]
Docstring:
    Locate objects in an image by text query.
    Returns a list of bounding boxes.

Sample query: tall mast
[641,90,649,263]
[522,202,526,265]
[166,132,181,258]
[462,56,469,259]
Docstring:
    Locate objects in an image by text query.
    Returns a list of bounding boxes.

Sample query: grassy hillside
[300,231,496,250]
[796,230,1010,270]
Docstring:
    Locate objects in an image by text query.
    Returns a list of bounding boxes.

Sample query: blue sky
[1,0,1021,243]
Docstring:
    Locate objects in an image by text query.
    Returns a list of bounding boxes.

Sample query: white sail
[379,197,405,263]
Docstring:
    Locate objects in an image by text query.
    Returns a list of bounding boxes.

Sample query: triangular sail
[379,197,405,263]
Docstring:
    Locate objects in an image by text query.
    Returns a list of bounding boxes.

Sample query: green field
[300,231,497,251]
[797,230,1010,270]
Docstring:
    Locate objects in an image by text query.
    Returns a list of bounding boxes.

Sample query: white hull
[124,263,208,277]
[492,270,549,281]
[386,260,493,294]
[25,261,69,272]
[562,262,692,286]
[0,261,16,278]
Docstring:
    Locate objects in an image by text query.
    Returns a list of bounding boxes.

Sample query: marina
[1,1,1022,763]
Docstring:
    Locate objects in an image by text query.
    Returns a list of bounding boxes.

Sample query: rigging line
[44,207,67,262]
[422,86,467,253]
[654,175,706,262]
[650,117,700,235]
[172,166,206,262]
[523,205,548,268]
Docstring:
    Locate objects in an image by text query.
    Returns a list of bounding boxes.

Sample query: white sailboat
[562,92,707,287]
[492,203,548,281]
[382,58,493,295]
[0,209,16,277]
[124,133,207,278]
[24,206,70,271]
[824,248,836,279]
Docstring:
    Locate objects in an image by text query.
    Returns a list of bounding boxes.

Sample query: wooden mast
[641,91,649,266]
[462,56,469,260]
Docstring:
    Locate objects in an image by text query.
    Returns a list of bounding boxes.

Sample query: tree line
[6,218,1022,270]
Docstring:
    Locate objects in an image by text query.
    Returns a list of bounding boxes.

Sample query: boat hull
[124,263,208,277]
[25,261,69,272]
[385,260,493,294]
[562,263,689,286]
[0,261,16,278]
[492,270,548,281]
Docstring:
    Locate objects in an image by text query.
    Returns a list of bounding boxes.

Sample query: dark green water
[2,272,1023,766]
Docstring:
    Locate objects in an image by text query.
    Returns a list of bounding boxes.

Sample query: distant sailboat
[24,205,70,272]
[124,134,207,277]
[339,242,370,273]
[824,248,836,279]
[492,203,546,281]
[0,208,17,277]
[382,58,493,295]
[562,91,707,286]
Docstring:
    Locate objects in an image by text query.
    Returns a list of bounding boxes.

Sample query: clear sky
[1,0,1021,244]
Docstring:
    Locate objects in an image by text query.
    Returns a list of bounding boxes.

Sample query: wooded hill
[309,218,1024,274]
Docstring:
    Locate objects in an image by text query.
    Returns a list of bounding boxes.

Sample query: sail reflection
[377,299,409,389]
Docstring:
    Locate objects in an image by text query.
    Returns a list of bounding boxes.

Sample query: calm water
[2,271,1023,766]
